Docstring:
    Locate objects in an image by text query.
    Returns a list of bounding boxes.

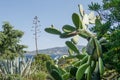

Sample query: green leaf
[65,41,80,54]
[80,55,88,65]
[65,54,85,60]
[98,57,104,76]
[94,38,102,57]
[76,63,89,80]
[51,65,60,73]
[86,66,91,80]
[95,18,102,26]
[86,38,95,55]
[72,13,82,29]
[62,73,70,80]
[51,69,63,80]
[91,60,96,73]
[45,27,61,35]
[62,25,76,33]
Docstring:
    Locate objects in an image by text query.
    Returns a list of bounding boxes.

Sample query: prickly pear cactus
[45,4,104,80]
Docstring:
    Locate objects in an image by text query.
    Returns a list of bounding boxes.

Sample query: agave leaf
[66,41,80,54]
[62,25,76,33]
[45,27,61,35]
[72,13,82,29]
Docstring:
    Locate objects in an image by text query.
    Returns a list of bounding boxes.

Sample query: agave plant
[0,57,36,79]
[45,4,105,80]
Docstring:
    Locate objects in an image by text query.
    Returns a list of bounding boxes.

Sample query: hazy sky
[0,0,102,51]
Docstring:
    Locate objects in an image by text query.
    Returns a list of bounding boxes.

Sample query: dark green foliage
[46,61,64,80]
[103,30,120,72]
[70,67,78,76]
[34,54,53,71]
[88,2,101,11]
[89,0,120,74]
[0,22,27,59]
[46,61,52,73]
[51,69,63,80]
[30,71,47,80]
[90,19,111,39]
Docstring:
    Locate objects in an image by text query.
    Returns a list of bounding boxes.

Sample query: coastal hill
[26,45,84,58]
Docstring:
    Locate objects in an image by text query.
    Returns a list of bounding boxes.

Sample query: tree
[0,22,27,59]
[88,0,120,73]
